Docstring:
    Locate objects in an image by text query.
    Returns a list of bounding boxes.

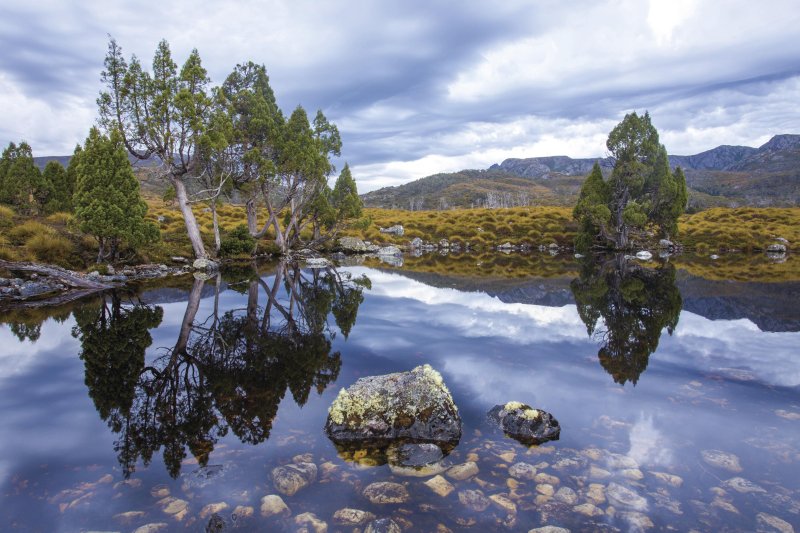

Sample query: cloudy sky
[1,0,798,191]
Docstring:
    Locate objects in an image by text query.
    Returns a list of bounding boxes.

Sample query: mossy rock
[325,364,461,446]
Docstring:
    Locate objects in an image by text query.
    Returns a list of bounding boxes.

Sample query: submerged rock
[487,402,560,445]
[363,482,410,504]
[756,512,795,533]
[606,482,647,512]
[458,489,490,512]
[325,364,461,445]
[365,518,402,533]
[332,508,375,526]
[271,462,317,496]
[701,449,743,473]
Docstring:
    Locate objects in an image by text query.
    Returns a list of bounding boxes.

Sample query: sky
[1,0,799,192]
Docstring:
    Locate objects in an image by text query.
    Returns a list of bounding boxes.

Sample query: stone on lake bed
[508,461,537,480]
[325,364,461,445]
[386,442,448,477]
[606,482,647,512]
[586,483,606,504]
[133,524,169,533]
[447,461,479,480]
[554,486,578,505]
[200,502,229,519]
[573,502,604,517]
[260,494,291,518]
[424,475,455,497]
[271,462,317,496]
[458,489,491,512]
[757,512,795,533]
[701,449,743,472]
[114,511,146,523]
[487,402,560,445]
[332,508,376,526]
[365,518,402,533]
[295,512,328,533]
[489,493,517,514]
[363,482,410,504]
[529,527,571,533]
[723,477,767,494]
[650,471,683,487]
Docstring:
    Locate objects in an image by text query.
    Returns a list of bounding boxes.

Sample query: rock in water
[487,402,560,445]
[338,237,368,253]
[325,364,461,445]
[271,462,317,496]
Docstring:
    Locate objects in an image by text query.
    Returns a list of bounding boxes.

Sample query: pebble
[509,462,537,480]
[606,483,647,512]
[723,477,766,494]
[650,471,683,487]
[497,451,516,463]
[701,449,743,473]
[363,482,410,504]
[295,512,328,533]
[489,493,517,514]
[555,486,578,505]
[607,453,639,470]
[319,462,338,478]
[150,485,170,498]
[365,518,402,533]
[622,468,644,481]
[260,494,290,518]
[589,466,611,479]
[619,511,654,530]
[232,505,254,520]
[424,475,455,498]
[447,461,480,480]
[271,462,318,496]
[582,448,604,461]
[756,512,795,533]
[332,508,376,526]
[711,498,740,514]
[537,484,555,497]
[573,502,604,517]
[458,489,491,512]
[200,502,229,519]
[587,483,606,504]
[133,524,169,533]
[159,497,189,520]
[528,527,571,533]
[113,511,145,523]
[534,473,559,485]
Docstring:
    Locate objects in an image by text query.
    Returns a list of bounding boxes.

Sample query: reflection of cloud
[0,319,80,380]
[627,415,673,467]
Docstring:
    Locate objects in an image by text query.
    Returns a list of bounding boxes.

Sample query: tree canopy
[573,112,688,250]
[73,128,159,262]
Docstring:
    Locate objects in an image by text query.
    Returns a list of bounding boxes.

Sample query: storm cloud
[1,0,798,191]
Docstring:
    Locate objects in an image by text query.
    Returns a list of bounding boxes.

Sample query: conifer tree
[0,141,43,213]
[331,163,362,221]
[41,161,73,213]
[74,128,158,262]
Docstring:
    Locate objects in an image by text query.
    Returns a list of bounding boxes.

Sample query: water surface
[0,254,798,532]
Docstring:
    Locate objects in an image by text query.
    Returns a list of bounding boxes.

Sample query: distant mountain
[33,153,163,171]
[362,135,800,210]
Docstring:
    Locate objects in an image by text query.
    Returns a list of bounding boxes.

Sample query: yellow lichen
[504,401,526,411]
[521,409,541,420]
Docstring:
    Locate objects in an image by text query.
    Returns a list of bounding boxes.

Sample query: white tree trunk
[172,177,207,259]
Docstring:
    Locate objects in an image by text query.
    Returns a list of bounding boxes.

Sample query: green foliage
[219,224,256,257]
[0,141,44,213]
[74,128,159,262]
[41,161,73,214]
[331,163,362,221]
[574,112,687,249]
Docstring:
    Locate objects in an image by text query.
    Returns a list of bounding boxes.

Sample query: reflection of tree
[76,262,368,477]
[1,304,74,342]
[571,255,681,385]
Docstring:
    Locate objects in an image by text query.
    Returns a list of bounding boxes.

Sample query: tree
[98,38,211,259]
[574,112,687,249]
[73,128,159,262]
[332,163,363,221]
[41,161,73,213]
[0,141,44,213]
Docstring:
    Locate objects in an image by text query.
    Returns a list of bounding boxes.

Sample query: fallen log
[0,259,114,290]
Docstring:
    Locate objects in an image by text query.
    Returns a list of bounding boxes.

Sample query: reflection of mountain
[73,264,369,478]
[378,267,800,332]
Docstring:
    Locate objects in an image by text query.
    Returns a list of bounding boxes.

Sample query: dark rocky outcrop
[488,402,560,445]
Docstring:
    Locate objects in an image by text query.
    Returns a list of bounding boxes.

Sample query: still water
[0,255,798,532]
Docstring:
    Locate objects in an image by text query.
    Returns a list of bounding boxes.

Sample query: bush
[26,234,74,264]
[8,221,54,245]
[219,225,255,257]
[0,205,14,231]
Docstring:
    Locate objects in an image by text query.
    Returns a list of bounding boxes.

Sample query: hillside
[362,135,800,210]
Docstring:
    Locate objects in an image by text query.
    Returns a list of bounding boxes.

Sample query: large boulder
[338,237,368,253]
[193,258,219,272]
[488,402,560,445]
[325,364,461,445]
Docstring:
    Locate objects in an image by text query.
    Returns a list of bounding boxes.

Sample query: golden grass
[25,233,75,264]
[677,207,800,252]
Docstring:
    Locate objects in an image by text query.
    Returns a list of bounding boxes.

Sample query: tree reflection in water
[73,262,369,477]
[570,254,682,385]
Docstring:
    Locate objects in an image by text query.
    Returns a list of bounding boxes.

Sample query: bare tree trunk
[174,276,205,354]
[172,177,207,259]
[210,199,221,255]
[246,197,258,235]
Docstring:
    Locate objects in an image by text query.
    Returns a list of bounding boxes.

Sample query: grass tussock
[678,207,800,252]
[25,233,75,264]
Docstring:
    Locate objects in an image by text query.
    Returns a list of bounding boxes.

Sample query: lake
[0,253,798,532]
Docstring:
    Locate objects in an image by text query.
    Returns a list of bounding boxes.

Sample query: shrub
[26,234,74,264]
[0,205,14,231]
[8,221,54,245]
[219,225,255,257]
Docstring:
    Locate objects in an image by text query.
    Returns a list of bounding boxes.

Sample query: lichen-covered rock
[487,402,560,445]
[325,364,461,445]
[606,482,647,511]
[260,494,291,518]
[767,243,787,253]
[295,512,328,533]
[338,237,368,253]
[379,225,404,236]
[701,449,743,473]
[458,489,490,512]
[271,462,317,496]
[376,245,402,257]
[192,258,219,272]
[332,508,375,526]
